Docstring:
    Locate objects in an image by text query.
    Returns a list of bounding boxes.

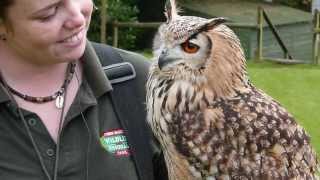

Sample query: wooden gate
[256,7,311,64]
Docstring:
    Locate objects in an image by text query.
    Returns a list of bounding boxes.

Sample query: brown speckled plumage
[146,1,318,179]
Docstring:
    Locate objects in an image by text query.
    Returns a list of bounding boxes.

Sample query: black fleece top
[0,41,168,180]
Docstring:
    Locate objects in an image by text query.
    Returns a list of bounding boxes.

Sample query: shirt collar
[0,83,10,104]
[81,40,113,98]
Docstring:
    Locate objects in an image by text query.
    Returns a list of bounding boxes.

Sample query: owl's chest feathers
[154,79,212,115]
[148,79,217,179]
[148,77,237,145]
[148,79,243,178]
[148,78,207,138]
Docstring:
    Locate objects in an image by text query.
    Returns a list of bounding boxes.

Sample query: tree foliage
[88,0,139,49]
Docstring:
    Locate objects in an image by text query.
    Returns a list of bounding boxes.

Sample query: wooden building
[182,1,313,62]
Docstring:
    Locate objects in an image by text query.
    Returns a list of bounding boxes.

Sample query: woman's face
[0,0,93,65]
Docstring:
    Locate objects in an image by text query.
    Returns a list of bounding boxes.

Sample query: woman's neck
[0,46,72,97]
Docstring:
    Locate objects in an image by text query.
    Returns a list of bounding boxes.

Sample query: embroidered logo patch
[100,129,130,157]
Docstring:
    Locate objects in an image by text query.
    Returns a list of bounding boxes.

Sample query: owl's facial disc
[158,33,212,71]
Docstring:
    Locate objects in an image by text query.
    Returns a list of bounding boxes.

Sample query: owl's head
[154,17,226,70]
[153,0,227,69]
[152,0,248,94]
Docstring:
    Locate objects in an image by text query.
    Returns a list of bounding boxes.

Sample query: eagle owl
[146,0,318,179]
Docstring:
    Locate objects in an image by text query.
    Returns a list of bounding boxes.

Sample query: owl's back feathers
[147,73,318,179]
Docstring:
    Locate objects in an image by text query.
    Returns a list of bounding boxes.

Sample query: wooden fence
[112,21,256,47]
[112,21,161,47]
[111,8,320,65]
[313,9,320,64]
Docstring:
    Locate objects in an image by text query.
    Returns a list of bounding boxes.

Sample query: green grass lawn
[247,61,320,154]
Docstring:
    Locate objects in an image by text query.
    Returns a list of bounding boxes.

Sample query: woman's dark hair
[0,0,14,22]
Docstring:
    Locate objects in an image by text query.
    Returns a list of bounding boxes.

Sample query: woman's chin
[54,41,86,62]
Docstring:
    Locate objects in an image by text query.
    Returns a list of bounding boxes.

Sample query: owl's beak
[158,50,179,70]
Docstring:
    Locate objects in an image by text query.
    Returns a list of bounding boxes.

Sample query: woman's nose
[63,2,86,29]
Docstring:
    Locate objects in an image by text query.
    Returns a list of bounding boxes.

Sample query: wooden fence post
[313,10,320,64]
[100,0,107,43]
[256,6,263,62]
[113,21,119,48]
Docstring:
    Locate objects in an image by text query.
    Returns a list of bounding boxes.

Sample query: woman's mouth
[58,29,85,47]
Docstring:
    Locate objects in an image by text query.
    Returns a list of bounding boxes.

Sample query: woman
[0,0,167,180]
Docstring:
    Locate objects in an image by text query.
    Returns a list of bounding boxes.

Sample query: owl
[146,0,318,180]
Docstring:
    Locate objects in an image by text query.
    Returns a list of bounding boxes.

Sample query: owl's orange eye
[181,41,200,54]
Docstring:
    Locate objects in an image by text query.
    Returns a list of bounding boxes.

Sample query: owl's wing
[166,87,318,178]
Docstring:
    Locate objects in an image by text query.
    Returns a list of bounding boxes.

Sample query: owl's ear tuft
[202,17,228,31]
[165,0,179,23]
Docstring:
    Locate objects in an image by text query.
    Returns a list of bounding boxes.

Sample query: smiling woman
[2,0,92,64]
[0,0,168,180]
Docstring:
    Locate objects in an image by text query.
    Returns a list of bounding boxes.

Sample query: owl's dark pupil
[188,43,195,49]
[184,41,195,48]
